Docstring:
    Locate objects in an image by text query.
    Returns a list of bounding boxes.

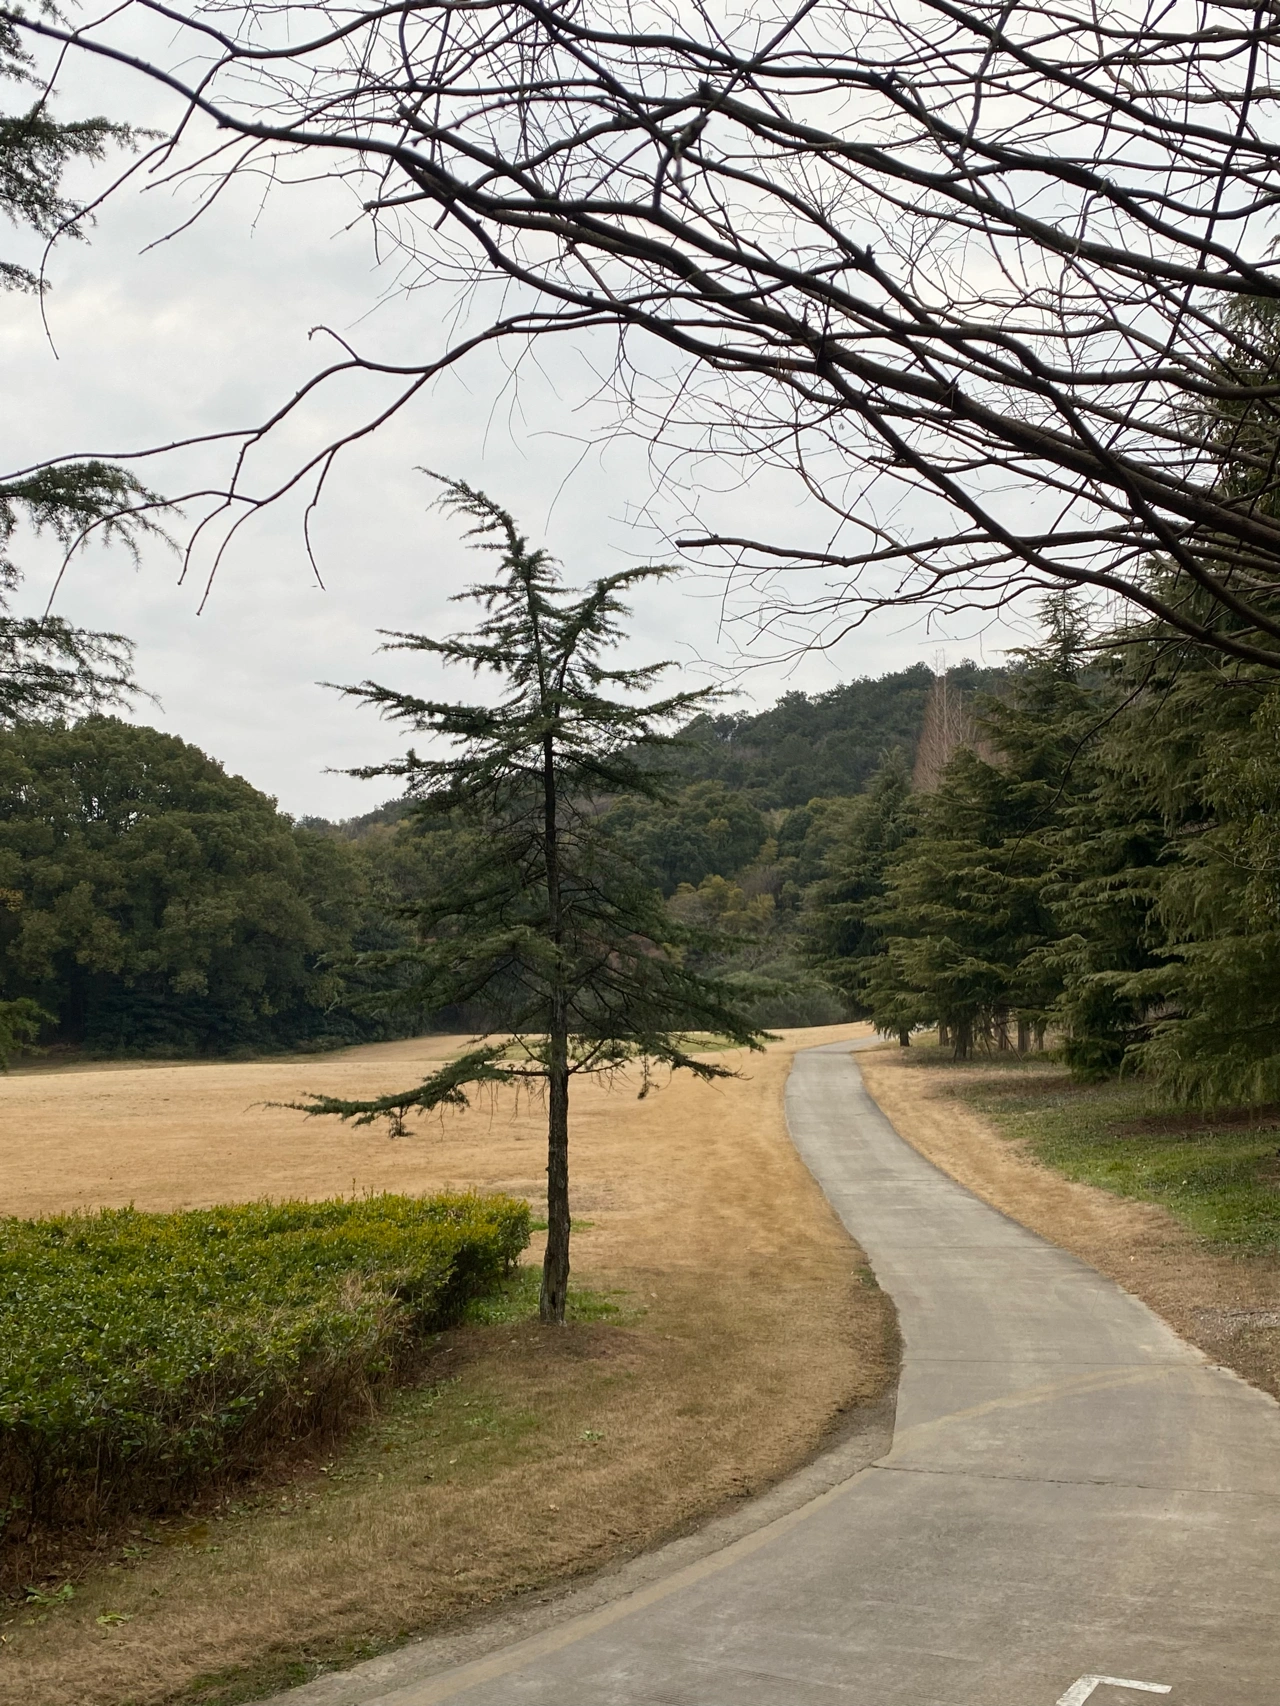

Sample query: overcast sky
[2,42,1028,820]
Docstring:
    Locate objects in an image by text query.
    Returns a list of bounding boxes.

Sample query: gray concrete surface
[266,1040,1280,1706]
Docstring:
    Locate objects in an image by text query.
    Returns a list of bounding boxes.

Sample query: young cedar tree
[284,476,768,1323]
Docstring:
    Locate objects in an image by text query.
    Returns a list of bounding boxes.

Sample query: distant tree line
[22,584,1279,1106]
[0,719,430,1056]
[805,585,1280,1105]
[0,664,934,1055]
[10,601,1280,1106]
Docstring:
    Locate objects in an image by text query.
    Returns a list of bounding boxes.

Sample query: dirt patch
[0,1026,896,1706]
[1115,1105,1280,1137]
[857,1045,1280,1401]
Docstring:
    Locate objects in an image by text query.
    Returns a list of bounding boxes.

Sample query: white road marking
[1057,1679,1173,1705]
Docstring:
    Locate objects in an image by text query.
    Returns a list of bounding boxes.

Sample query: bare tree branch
[11,0,1280,661]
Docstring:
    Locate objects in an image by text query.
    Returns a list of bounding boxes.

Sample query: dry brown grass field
[0,1025,896,1706]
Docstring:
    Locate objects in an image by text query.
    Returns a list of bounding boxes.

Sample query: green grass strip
[957,1061,1280,1250]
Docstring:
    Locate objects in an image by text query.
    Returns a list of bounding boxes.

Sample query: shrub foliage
[0,1191,529,1545]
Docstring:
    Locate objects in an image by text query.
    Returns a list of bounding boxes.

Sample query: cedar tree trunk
[542,1015,571,1324]
[540,729,571,1324]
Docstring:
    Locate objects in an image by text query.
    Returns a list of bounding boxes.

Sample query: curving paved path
[272,1040,1280,1706]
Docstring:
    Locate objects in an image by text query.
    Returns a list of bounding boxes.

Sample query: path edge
[256,1039,898,1706]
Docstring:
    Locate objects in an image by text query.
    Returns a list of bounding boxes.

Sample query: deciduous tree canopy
[0,718,396,1054]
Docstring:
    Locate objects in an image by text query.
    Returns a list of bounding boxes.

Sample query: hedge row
[0,1192,530,1541]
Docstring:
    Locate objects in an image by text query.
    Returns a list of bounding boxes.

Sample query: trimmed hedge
[0,1192,529,1540]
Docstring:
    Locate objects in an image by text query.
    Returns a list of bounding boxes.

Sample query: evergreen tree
[1,16,135,294]
[972,597,1153,1075]
[851,600,1097,1057]
[1051,303,1280,1099]
[1044,671,1169,1082]
[862,748,1062,1056]
[1095,639,1280,1103]
[288,479,767,1324]
[1,21,164,726]
[802,750,915,1038]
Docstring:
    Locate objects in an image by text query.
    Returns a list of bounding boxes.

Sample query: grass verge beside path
[858,1041,1280,1404]
[0,1026,896,1706]
[968,1072,1280,1249]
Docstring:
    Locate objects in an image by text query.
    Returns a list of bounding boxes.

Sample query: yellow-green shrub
[0,1192,529,1545]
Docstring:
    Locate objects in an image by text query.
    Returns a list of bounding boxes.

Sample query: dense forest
[805,585,1280,1106]
[6,607,1280,1111]
[0,665,962,1055]
[0,720,430,1055]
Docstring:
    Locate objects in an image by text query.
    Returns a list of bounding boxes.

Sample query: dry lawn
[858,1044,1280,1400]
[0,1026,895,1706]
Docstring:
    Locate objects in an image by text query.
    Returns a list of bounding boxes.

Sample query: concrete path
[271,1041,1280,1706]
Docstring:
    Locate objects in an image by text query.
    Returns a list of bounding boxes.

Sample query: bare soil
[0,1026,896,1706]
[858,1045,1280,1401]
[1114,1104,1280,1137]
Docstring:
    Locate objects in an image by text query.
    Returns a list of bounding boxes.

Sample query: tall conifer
[290,480,766,1323]
[1,23,165,724]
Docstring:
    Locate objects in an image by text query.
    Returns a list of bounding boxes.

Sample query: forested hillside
[1,668,978,1054]
[672,662,1004,806]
